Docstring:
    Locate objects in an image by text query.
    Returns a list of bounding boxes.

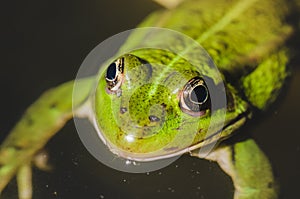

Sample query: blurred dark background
[0,0,299,198]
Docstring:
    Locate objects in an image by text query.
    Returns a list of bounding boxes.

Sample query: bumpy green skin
[95,51,248,157]
[192,139,278,199]
[0,0,298,198]
[95,0,295,198]
[95,0,294,156]
[133,0,292,77]
[95,0,293,157]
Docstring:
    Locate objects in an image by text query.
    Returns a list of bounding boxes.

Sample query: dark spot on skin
[222,42,229,50]
[230,145,236,164]
[120,107,127,114]
[50,102,57,109]
[159,52,173,61]
[180,25,191,31]
[255,9,264,16]
[149,115,160,122]
[189,8,202,15]
[197,128,203,133]
[26,117,34,126]
[0,159,4,167]
[226,91,235,112]
[213,47,222,55]
[231,19,239,24]
[125,147,131,151]
[116,130,124,140]
[268,182,274,189]
[13,145,24,151]
[217,31,227,36]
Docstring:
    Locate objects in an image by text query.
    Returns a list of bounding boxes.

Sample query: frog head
[94,49,249,161]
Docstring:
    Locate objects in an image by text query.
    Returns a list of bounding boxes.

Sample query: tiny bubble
[175,165,179,168]
[99,194,105,199]
[197,186,201,190]
[125,160,131,165]
[72,159,79,166]
[158,172,162,175]
[167,187,175,193]
[132,161,140,166]
[123,179,127,183]
[146,172,150,175]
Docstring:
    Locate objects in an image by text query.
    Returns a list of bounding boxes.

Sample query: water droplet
[132,161,140,166]
[167,187,175,192]
[125,160,131,165]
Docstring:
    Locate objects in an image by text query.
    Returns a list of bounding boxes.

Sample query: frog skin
[0,0,299,198]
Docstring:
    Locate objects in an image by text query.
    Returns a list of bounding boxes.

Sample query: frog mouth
[148,110,251,161]
[107,108,251,162]
[186,108,252,153]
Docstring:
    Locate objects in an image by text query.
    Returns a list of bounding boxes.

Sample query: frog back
[135,0,294,109]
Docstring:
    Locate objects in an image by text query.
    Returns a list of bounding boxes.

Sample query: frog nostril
[120,107,128,114]
[149,115,160,122]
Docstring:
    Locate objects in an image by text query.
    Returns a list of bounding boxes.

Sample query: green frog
[0,0,299,198]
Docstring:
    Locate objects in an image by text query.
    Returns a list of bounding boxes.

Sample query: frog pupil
[106,62,117,81]
[190,85,208,104]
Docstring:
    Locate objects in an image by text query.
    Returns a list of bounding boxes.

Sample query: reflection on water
[1,0,299,198]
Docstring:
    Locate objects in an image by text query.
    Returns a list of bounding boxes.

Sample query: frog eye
[179,77,210,116]
[105,57,124,92]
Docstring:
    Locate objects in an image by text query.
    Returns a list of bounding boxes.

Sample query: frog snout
[120,106,162,124]
[126,84,171,127]
[129,103,166,127]
[149,115,161,122]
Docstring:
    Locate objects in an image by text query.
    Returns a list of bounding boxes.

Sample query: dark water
[1,0,299,198]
